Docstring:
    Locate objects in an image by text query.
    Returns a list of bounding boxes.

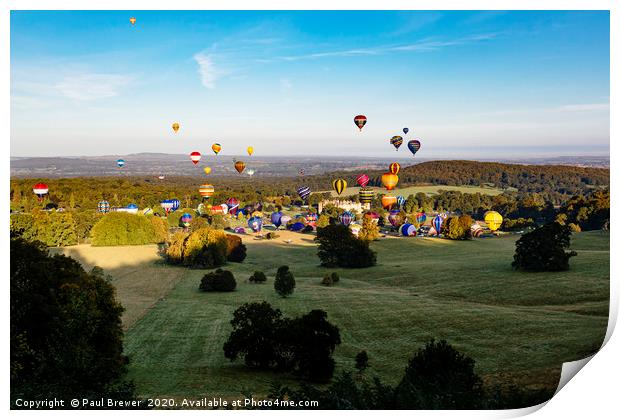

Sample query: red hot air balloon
[32,183,49,201]
[190,151,201,165]
[389,162,401,175]
[354,115,367,131]
[356,174,370,187]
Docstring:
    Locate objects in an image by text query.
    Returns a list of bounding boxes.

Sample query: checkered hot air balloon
[432,216,443,235]
[297,186,311,201]
[359,188,374,204]
[97,200,110,213]
[356,174,370,187]
[339,211,354,226]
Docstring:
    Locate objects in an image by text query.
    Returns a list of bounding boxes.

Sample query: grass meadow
[57,230,609,401]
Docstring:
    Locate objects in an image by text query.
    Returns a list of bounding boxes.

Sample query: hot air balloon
[97,200,110,213]
[210,204,228,215]
[212,143,222,154]
[416,212,427,224]
[381,195,397,209]
[126,204,139,213]
[396,195,406,208]
[471,224,484,238]
[399,223,417,237]
[299,168,305,176]
[354,115,367,131]
[389,162,401,175]
[190,151,201,165]
[484,211,503,231]
[364,211,380,224]
[297,186,311,201]
[390,136,404,151]
[289,222,305,232]
[305,213,318,223]
[403,127,409,135]
[247,146,254,156]
[198,184,214,199]
[234,161,246,174]
[381,172,399,190]
[356,174,370,187]
[32,183,49,201]
[280,215,292,227]
[248,216,263,232]
[160,200,174,215]
[388,209,402,227]
[339,211,354,226]
[332,178,347,196]
[271,211,283,227]
[432,216,443,235]
[170,199,180,212]
[226,198,239,215]
[158,174,165,180]
[116,159,125,168]
[129,17,137,25]
[359,188,375,204]
[203,167,212,175]
[181,213,193,228]
[408,140,421,156]
[247,169,255,176]
[172,122,180,133]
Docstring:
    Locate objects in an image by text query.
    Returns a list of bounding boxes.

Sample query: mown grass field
[318,184,506,198]
[58,230,609,401]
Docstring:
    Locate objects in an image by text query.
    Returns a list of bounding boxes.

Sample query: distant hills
[9,153,609,178]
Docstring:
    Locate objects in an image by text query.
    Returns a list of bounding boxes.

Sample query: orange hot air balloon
[212,143,222,154]
[382,195,398,209]
[389,162,401,175]
[129,17,137,25]
[234,161,246,174]
[172,122,180,133]
[381,172,399,190]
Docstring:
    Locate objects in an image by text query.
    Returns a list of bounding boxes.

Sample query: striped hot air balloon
[190,151,201,165]
[390,136,403,150]
[356,174,370,187]
[181,213,193,227]
[170,199,180,212]
[198,185,215,199]
[332,178,347,196]
[212,143,222,154]
[471,223,484,237]
[248,216,263,232]
[359,188,374,204]
[399,223,417,237]
[381,195,397,209]
[234,161,246,174]
[32,183,49,201]
[97,200,110,213]
[396,195,406,208]
[354,115,367,131]
[160,200,174,214]
[339,211,354,226]
[297,186,311,201]
[416,212,427,224]
[381,172,399,190]
[116,159,125,168]
[432,216,443,235]
[226,198,239,215]
[389,162,401,175]
[484,211,503,231]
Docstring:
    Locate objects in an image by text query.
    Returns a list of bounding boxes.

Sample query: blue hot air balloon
[399,223,417,237]
[403,127,409,135]
[116,159,125,168]
[170,199,180,212]
[289,222,305,232]
[339,211,354,226]
[396,195,406,208]
[297,186,311,201]
[416,212,427,224]
[248,216,263,232]
[271,211,283,227]
[432,215,443,235]
[408,140,421,156]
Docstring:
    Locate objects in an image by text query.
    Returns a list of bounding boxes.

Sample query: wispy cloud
[557,103,609,112]
[193,52,220,89]
[54,74,132,101]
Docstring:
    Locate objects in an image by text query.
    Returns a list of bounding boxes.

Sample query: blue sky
[10,10,609,158]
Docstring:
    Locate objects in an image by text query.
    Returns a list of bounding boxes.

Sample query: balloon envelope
[271,211,283,227]
[190,151,201,165]
[399,223,417,237]
[388,209,402,227]
[247,146,254,156]
[382,195,397,209]
[339,211,354,226]
[403,127,409,135]
[198,185,214,198]
[172,122,180,133]
[234,161,246,174]
[432,216,443,234]
[484,211,503,231]
[381,172,399,190]
[212,143,222,154]
[354,115,367,131]
[116,159,125,168]
[203,167,212,175]
[226,198,239,215]
[389,162,401,175]
[332,178,347,196]
[359,188,374,204]
[408,140,421,156]
[356,174,369,187]
[248,216,263,232]
[390,136,403,150]
[297,186,311,201]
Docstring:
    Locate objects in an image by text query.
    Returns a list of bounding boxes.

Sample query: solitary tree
[274,266,296,297]
[512,222,577,271]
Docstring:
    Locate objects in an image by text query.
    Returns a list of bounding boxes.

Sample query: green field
[60,230,609,401]
[318,184,507,198]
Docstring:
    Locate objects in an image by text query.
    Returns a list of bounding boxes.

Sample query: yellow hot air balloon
[381,172,399,191]
[484,211,503,231]
[212,143,222,154]
[247,146,254,156]
[332,179,347,196]
[203,166,212,175]
[234,161,246,174]
[172,122,180,133]
[129,17,137,25]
